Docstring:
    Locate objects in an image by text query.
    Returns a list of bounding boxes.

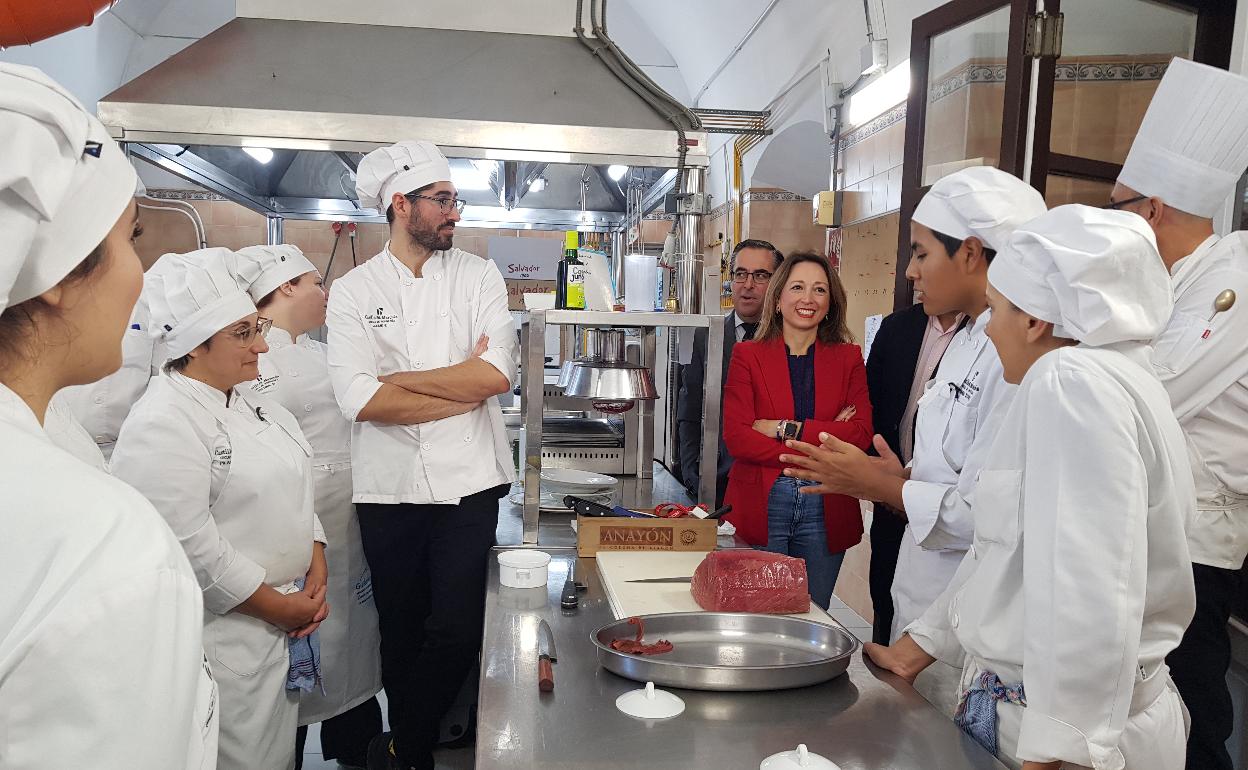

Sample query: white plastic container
[497,549,551,589]
[624,254,658,312]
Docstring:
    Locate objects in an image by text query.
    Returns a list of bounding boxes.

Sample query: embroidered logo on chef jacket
[950,369,983,404]
[364,307,399,328]
[213,443,232,468]
[253,373,280,393]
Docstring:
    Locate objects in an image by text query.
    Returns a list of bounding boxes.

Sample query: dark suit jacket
[676,313,736,507]
[865,303,929,459]
[721,336,874,553]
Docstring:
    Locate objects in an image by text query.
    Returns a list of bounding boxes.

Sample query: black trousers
[868,504,907,645]
[1168,562,1238,770]
[357,485,505,770]
[295,696,383,768]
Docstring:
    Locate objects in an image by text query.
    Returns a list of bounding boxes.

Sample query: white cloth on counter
[233,244,319,303]
[0,381,218,770]
[1119,57,1248,218]
[1151,231,1248,568]
[354,140,452,212]
[0,63,136,311]
[910,166,1047,252]
[326,243,517,504]
[891,309,1015,641]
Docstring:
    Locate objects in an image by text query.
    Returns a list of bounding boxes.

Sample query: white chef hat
[912,166,1048,253]
[231,244,319,303]
[988,205,1173,347]
[1119,58,1248,218]
[0,63,138,312]
[355,140,453,212]
[147,248,258,360]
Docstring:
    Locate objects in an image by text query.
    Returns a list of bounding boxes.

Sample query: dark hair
[384,181,438,224]
[755,251,853,345]
[256,273,305,309]
[163,336,212,374]
[931,229,997,264]
[0,242,107,366]
[731,238,784,270]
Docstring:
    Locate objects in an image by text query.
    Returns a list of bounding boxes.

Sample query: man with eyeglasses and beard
[676,239,783,508]
[326,141,518,770]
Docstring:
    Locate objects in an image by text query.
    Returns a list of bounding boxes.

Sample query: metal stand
[520,310,724,544]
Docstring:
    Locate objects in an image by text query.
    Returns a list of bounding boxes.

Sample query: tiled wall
[840,108,906,225]
[740,188,826,257]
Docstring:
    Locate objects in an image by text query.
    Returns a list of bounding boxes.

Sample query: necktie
[741,322,757,341]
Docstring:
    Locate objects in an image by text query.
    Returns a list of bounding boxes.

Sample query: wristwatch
[776,420,801,441]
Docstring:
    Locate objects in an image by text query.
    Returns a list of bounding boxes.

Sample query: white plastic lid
[497,550,552,569]
[615,681,685,720]
[759,745,840,770]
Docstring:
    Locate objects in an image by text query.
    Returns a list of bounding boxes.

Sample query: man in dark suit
[676,239,783,508]
[864,302,963,644]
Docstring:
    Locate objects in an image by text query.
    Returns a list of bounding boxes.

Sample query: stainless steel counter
[476,548,1007,769]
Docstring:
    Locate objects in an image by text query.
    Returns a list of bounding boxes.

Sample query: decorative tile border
[1053,59,1170,82]
[708,200,734,220]
[743,190,810,204]
[842,102,907,149]
[143,188,227,201]
[929,63,1008,103]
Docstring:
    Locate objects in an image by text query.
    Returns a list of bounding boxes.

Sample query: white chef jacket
[908,343,1196,770]
[0,382,218,770]
[326,244,518,504]
[1151,232,1248,569]
[890,309,1016,639]
[44,391,107,470]
[251,328,351,465]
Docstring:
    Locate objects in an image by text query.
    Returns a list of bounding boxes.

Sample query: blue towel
[953,670,1026,757]
[286,578,325,694]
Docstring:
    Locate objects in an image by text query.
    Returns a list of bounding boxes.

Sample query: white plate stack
[534,469,619,511]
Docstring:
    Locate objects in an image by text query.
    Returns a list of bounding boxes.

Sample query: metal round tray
[591,612,859,691]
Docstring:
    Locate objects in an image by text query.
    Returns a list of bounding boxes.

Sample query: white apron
[193,385,314,770]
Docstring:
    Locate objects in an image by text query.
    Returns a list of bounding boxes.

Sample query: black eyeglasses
[1101,194,1148,211]
[731,269,774,285]
[405,193,467,215]
[223,317,273,348]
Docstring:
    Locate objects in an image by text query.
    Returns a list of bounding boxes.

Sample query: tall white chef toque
[148,248,260,360]
[232,244,319,304]
[911,166,1048,253]
[1119,58,1248,218]
[0,63,137,312]
[988,205,1174,346]
[355,140,453,212]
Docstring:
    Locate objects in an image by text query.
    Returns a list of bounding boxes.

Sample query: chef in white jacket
[0,62,217,770]
[781,166,1046,641]
[1107,57,1248,770]
[864,206,1196,770]
[112,248,329,770]
[234,244,383,768]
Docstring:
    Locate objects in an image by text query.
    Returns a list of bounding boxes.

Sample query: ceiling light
[847,59,910,127]
[451,162,491,191]
[607,165,629,181]
[243,147,274,164]
[529,177,547,193]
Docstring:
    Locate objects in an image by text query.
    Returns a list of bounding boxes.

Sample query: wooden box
[576,515,718,557]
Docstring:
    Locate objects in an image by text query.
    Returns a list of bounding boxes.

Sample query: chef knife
[537,619,557,692]
[624,576,694,583]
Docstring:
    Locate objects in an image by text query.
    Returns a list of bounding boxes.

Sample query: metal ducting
[98,16,707,231]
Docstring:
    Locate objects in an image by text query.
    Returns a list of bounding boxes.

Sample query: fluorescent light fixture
[243,147,274,164]
[847,59,910,127]
[451,161,491,191]
[607,164,629,181]
[528,177,547,192]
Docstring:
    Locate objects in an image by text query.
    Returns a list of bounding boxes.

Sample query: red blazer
[721,336,874,553]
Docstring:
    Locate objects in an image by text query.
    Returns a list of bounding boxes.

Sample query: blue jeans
[764,476,846,610]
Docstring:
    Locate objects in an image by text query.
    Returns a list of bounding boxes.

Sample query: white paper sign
[863,314,884,362]
[488,236,561,281]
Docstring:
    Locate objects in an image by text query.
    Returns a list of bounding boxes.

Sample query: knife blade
[537,619,557,692]
[624,576,694,583]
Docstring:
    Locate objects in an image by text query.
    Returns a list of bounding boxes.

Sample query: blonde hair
[754,251,853,345]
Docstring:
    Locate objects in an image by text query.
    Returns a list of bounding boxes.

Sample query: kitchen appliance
[562,329,658,413]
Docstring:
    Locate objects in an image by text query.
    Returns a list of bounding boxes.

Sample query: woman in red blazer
[722,251,873,609]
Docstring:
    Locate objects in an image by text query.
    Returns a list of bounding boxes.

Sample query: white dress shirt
[1151,232,1248,569]
[908,343,1195,770]
[326,244,518,505]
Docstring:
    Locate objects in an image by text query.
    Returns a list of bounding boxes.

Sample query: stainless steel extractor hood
[98,16,706,229]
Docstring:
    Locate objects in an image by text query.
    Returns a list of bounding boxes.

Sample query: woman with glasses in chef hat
[112,248,329,770]
[0,63,218,770]
[233,243,385,769]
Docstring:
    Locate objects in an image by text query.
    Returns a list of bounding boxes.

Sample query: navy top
[787,346,816,425]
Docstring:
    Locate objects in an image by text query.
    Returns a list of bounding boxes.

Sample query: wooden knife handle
[538,656,554,692]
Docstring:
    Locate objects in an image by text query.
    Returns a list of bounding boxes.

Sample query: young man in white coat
[326,140,517,770]
[859,206,1196,770]
[1107,57,1248,770]
[779,166,1046,642]
[0,63,218,770]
